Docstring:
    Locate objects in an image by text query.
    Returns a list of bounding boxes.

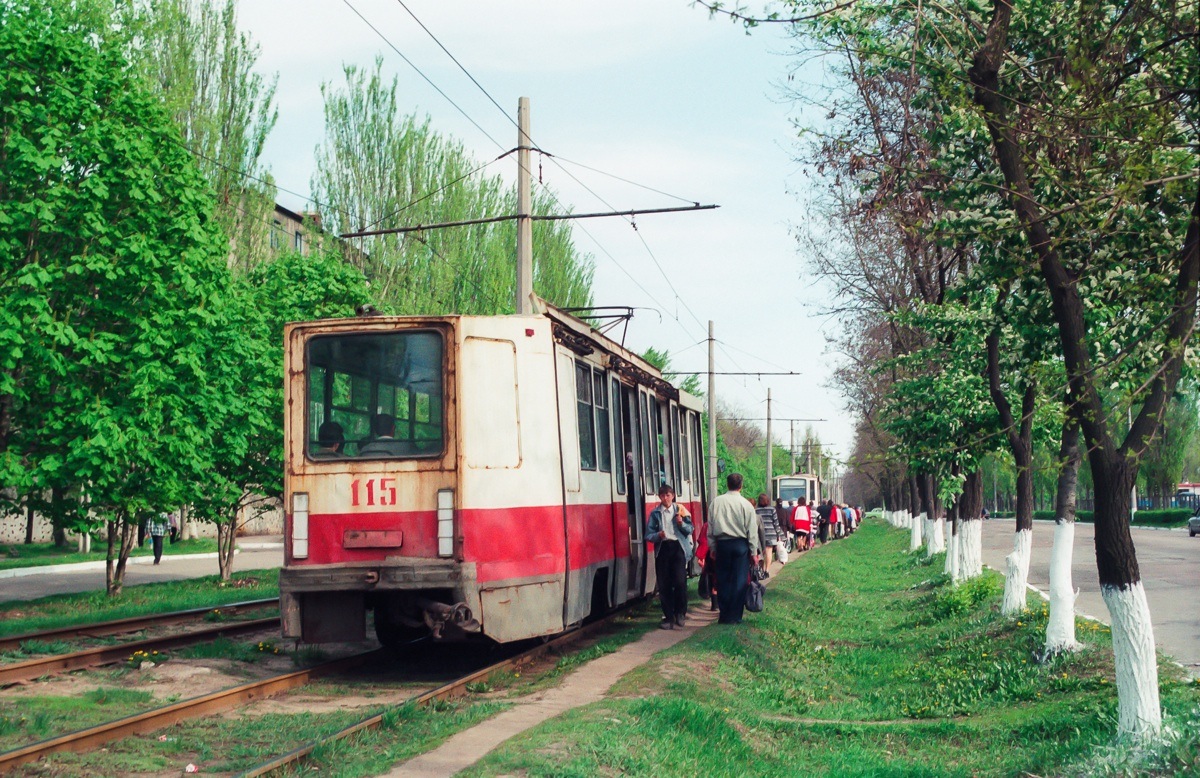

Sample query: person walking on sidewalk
[648,484,693,629]
[708,473,760,625]
[147,513,171,564]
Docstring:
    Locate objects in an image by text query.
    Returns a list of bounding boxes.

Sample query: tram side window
[576,362,597,470]
[306,331,444,460]
[593,370,611,473]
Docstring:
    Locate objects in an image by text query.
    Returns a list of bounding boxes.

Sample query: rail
[237,604,642,777]
[0,650,382,771]
[0,598,279,653]
[0,617,279,686]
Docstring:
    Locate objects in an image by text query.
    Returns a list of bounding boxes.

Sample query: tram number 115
[350,478,398,507]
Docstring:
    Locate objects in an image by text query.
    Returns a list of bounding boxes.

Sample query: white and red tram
[280,299,708,647]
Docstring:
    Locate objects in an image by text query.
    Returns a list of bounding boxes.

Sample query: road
[0,542,284,603]
[980,520,1199,676]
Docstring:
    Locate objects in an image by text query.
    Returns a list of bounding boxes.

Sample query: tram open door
[618,383,647,598]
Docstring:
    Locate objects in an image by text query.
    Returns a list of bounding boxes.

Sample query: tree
[190,250,374,579]
[968,0,1198,737]
[1,0,233,594]
[130,0,278,272]
[312,59,594,315]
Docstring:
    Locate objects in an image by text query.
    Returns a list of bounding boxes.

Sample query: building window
[270,219,282,250]
[295,230,304,253]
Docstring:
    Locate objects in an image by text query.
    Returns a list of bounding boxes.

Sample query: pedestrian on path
[147,513,170,564]
[755,493,781,570]
[708,472,759,624]
[647,483,693,630]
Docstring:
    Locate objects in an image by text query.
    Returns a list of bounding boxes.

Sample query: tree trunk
[945,479,960,579]
[105,513,136,596]
[958,469,984,580]
[217,520,236,581]
[909,475,923,550]
[24,499,34,544]
[1047,420,1082,655]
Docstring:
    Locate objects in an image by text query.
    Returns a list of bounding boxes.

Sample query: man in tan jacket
[707,473,760,624]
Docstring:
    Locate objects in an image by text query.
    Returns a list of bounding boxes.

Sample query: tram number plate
[350,478,398,507]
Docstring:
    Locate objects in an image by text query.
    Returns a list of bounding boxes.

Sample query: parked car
[1189,509,1200,537]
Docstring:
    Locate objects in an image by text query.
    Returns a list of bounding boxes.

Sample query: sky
[236,0,854,469]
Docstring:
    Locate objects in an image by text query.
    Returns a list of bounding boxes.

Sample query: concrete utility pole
[708,321,717,503]
[790,421,796,475]
[765,388,773,499]
[515,97,533,315]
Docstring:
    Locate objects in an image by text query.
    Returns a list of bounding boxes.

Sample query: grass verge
[0,538,221,571]
[459,521,1200,777]
[0,569,279,637]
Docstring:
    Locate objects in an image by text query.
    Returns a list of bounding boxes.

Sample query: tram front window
[306,331,444,460]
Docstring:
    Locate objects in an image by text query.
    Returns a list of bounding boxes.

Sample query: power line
[340,0,506,152]
[664,371,813,376]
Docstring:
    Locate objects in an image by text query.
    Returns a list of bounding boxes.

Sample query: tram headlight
[437,489,454,558]
[292,492,309,559]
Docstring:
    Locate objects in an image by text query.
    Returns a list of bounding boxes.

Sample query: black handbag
[745,579,765,612]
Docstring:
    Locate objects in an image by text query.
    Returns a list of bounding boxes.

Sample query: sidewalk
[0,537,284,602]
[0,536,283,580]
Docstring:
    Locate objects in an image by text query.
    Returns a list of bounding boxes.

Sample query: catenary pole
[516,97,533,314]
[708,321,717,504]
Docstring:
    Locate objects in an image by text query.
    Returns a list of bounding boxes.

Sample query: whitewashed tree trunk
[1002,528,1032,614]
[77,532,91,553]
[1045,520,1079,654]
[1102,583,1162,740]
[945,529,959,580]
[928,517,946,555]
[910,511,924,551]
[958,520,983,580]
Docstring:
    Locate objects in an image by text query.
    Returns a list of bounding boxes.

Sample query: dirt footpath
[384,606,720,777]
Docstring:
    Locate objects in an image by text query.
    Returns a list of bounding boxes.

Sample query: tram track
[237,605,638,777]
[0,649,383,772]
[0,598,278,653]
[0,616,280,686]
[0,603,644,775]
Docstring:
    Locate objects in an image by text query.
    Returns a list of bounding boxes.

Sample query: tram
[773,473,821,506]
[279,298,708,647]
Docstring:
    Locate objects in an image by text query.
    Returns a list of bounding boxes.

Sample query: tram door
[620,383,646,597]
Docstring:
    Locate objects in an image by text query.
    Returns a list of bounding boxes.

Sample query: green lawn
[0,569,279,637]
[0,537,220,571]
[461,521,1200,777]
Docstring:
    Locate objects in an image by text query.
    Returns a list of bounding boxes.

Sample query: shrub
[931,575,1001,618]
[1030,508,1190,525]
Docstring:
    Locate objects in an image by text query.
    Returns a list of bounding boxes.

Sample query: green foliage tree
[129,0,278,272]
[0,0,235,593]
[311,59,594,315]
[189,250,374,579]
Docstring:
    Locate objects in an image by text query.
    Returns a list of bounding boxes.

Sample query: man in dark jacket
[817,500,833,544]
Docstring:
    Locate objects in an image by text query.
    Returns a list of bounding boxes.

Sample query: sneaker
[674,615,686,627]
[659,620,674,630]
